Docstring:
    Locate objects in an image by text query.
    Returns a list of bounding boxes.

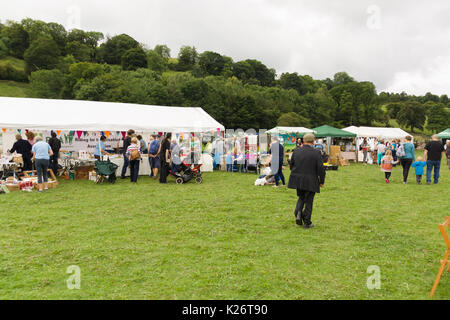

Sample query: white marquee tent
[0,97,225,132]
[343,126,411,139]
[267,126,315,135]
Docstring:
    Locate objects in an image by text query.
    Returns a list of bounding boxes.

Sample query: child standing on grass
[226,151,233,172]
[411,156,427,184]
[381,150,398,183]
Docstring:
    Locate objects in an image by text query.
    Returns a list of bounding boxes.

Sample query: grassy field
[0,80,32,98]
[0,159,449,300]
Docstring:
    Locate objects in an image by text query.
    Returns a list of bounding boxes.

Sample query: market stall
[267,126,315,155]
[343,126,412,163]
[312,125,357,164]
[0,97,224,188]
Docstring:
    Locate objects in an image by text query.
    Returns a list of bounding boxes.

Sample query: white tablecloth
[109,156,152,176]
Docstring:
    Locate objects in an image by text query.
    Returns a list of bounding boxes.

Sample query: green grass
[0,80,32,97]
[0,160,449,300]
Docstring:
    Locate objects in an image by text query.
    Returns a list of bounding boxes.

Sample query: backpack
[149,140,160,155]
[130,148,141,161]
[397,144,406,158]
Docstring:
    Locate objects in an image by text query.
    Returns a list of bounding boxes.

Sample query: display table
[109,155,152,177]
[340,151,357,162]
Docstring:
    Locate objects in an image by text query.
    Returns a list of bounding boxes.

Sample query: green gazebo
[437,128,450,139]
[312,125,356,138]
[312,125,357,160]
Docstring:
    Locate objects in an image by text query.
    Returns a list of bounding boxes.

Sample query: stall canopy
[437,128,450,139]
[343,126,411,139]
[267,127,315,135]
[0,97,225,133]
[312,125,356,138]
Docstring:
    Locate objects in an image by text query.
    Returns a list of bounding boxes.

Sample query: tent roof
[343,126,411,139]
[437,128,450,139]
[267,126,315,134]
[0,97,225,133]
[312,125,356,138]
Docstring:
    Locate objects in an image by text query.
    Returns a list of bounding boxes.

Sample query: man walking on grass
[424,134,445,184]
[288,133,325,229]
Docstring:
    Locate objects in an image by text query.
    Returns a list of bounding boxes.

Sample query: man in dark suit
[288,133,326,229]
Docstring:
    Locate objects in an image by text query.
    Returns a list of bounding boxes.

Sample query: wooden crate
[75,165,95,180]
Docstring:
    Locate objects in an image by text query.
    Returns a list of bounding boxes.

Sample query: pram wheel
[195,176,203,184]
[176,177,184,185]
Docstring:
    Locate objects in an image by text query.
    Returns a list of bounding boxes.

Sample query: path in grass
[0,161,448,299]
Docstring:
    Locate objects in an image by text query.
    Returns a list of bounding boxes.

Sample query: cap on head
[303,133,315,143]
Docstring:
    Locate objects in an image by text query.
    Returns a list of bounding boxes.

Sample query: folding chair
[430,216,450,298]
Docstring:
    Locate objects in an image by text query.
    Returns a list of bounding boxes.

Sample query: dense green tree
[337,90,353,125]
[439,94,449,106]
[98,34,139,65]
[422,92,440,103]
[0,37,9,58]
[46,22,68,53]
[30,69,64,98]
[232,61,254,82]
[397,101,426,132]
[198,51,226,76]
[24,37,60,72]
[386,102,403,119]
[279,72,318,95]
[277,112,310,127]
[121,47,147,70]
[333,72,354,86]
[65,41,91,62]
[1,22,29,58]
[245,59,275,87]
[177,45,199,71]
[154,44,171,59]
[426,102,449,133]
[146,49,168,73]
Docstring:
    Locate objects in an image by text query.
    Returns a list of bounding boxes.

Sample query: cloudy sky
[2,0,450,95]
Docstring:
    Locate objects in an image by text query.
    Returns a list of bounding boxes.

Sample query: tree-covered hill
[0,18,448,132]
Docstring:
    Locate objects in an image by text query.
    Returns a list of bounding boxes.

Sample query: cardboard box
[5,184,20,192]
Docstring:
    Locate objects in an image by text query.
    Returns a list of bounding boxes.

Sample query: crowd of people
[372,135,448,184]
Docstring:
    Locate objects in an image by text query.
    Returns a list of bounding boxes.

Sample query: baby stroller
[94,159,119,184]
[169,162,203,184]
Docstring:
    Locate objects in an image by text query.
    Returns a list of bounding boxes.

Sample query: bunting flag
[56,130,61,136]
[2,128,6,133]
[69,130,75,137]
[121,131,126,139]
[18,129,22,134]
[83,131,87,137]
[104,131,111,138]
[76,131,83,139]
[116,131,120,136]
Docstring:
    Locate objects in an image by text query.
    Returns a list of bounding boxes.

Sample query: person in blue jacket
[411,156,426,184]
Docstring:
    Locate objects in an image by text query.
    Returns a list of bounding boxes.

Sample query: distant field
[0,56,27,70]
[0,80,32,98]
